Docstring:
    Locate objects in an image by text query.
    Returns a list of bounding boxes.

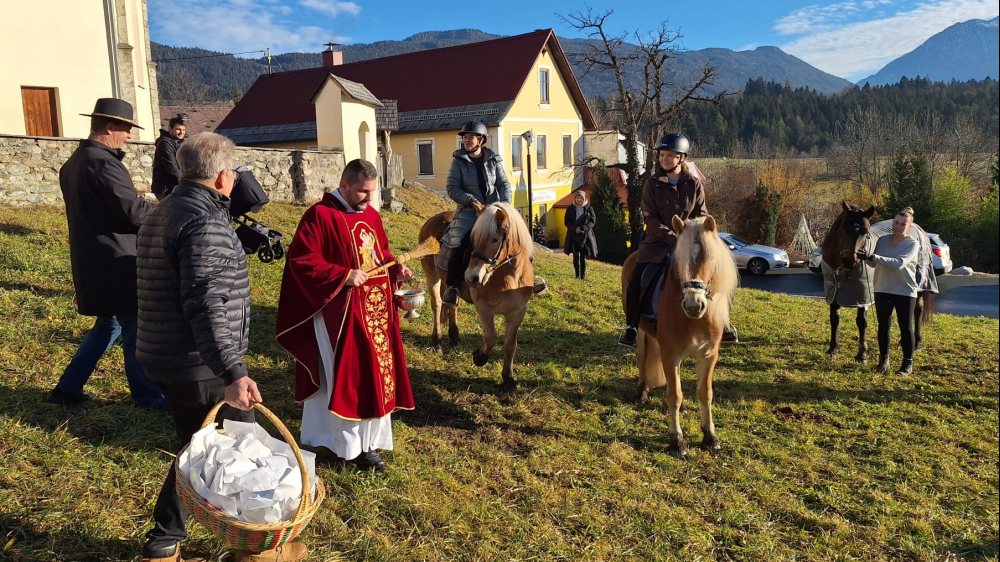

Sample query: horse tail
[920,291,935,325]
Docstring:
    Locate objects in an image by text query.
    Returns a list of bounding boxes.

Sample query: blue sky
[149,0,999,82]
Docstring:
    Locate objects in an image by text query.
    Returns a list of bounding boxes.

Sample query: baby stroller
[230,166,285,263]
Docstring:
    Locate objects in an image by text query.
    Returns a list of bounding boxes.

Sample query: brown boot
[233,542,309,562]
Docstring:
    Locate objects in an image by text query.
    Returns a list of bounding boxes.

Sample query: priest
[276,159,414,471]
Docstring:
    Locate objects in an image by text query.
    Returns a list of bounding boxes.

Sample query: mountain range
[859,17,999,86]
[151,29,854,105]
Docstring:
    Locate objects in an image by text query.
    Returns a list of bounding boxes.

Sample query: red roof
[217,29,596,131]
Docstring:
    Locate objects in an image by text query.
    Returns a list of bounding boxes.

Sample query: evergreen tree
[589,163,630,264]
[884,146,933,221]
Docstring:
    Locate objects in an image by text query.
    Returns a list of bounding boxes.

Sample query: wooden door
[21,87,60,137]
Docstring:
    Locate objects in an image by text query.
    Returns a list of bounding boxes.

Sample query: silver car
[718,232,790,276]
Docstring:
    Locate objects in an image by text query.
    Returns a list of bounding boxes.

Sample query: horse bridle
[469,228,517,274]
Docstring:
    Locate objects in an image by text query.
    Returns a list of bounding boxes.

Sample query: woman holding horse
[563,189,598,279]
[858,207,920,373]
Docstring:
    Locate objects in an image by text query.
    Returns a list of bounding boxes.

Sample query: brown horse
[820,202,876,360]
[622,215,739,458]
[419,202,535,391]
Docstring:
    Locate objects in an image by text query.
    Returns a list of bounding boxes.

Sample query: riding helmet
[458,120,488,138]
[656,133,690,155]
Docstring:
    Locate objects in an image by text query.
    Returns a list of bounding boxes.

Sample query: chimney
[323,42,343,67]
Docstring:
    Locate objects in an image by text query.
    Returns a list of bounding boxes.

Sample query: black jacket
[563,204,598,258]
[60,139,151,316]
[151,129,181,199]
[136,181,250,385]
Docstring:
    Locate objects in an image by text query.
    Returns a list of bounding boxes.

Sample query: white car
[808,231,952,276]
[718,232,790,276]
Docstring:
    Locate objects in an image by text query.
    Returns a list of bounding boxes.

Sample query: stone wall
[0,134,346,207]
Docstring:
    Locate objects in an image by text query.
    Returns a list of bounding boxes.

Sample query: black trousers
[572,248,587,278]
[625,261,657,328]
[145,378,254,548]
[874,292,916,361]
[446,234,472,288]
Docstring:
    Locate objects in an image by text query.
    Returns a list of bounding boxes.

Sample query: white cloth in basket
[177,420,317,524]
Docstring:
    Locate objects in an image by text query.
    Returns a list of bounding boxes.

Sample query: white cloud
[300,0,361,17]
[149,0,355,55]
[776,0,999,80]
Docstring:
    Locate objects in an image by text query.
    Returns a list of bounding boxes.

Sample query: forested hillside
[677,77,999,157]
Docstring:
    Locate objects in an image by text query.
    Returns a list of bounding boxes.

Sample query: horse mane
[819,211,845,254]
[672,216,738,326]
[470,202,535,261]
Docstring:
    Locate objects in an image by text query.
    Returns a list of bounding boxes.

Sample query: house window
[539,68,550,104]
[562,135,573,168]
[538,204,548,229]
[511,135,522,171]
[417,141,434,176]
[536,134,547,169]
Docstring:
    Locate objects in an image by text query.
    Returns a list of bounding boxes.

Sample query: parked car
[927,232,953,275]
[718,232,790,276]
[807,232,953,275]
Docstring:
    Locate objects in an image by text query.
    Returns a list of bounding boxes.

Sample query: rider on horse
[619,133,738,347]
[441,120,512,307]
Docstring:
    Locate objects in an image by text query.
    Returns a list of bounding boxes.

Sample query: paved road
[739,269,999,319]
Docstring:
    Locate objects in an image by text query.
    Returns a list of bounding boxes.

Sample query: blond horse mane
[470,202,535,261]
[671,216,738,326]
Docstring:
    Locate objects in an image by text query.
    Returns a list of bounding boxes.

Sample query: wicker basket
[174,401,326,553]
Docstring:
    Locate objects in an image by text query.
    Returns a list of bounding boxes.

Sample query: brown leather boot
[233,542,309,562]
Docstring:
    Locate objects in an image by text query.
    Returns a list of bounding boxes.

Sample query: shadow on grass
[0,222,46,236]
[0,384,177,452]
[0,280,74,298]
[0,514,134,562]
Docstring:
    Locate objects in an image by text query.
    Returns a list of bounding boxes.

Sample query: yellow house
[216,29,598,242]
[0,0,159,141]
[310,74,380,164]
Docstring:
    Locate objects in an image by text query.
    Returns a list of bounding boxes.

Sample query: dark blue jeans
[55,314,165,408]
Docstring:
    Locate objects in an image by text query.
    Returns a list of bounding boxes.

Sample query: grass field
[1,187,997,562]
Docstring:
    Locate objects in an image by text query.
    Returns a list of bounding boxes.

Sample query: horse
[621,215,739,458]
[419,202,536,391]
[820,201,876,361]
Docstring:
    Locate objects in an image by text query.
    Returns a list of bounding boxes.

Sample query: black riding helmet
[656,133,689,155]
[458,120,488,139]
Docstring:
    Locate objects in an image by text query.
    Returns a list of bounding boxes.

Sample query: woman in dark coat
[563,190,598,279]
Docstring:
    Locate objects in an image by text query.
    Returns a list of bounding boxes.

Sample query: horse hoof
[826,346,838,356]
[668,444,688,459]
[854,353,866,363]
[449,336,461,347]
[634,387,650,405]
[501,379,517,393]
[700,436,722,453]
[472,349,489,367]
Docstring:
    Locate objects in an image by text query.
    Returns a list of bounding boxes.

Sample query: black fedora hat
[80,98,143,129]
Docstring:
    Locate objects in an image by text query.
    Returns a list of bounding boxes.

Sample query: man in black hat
[47,98,167,410]
[152,114,186,200]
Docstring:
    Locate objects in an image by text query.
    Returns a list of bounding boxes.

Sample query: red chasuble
[276,193,414,420]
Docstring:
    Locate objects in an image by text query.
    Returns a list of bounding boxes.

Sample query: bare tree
[561,8,730,247]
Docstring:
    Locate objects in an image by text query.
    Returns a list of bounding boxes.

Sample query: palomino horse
[419,202,535,391]
[622,215,738,458]
[820,202,876,361]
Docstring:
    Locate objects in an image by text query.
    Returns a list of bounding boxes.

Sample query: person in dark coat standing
[563,189,598,279]
[151,114,186,200]
[47,98,166,410]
